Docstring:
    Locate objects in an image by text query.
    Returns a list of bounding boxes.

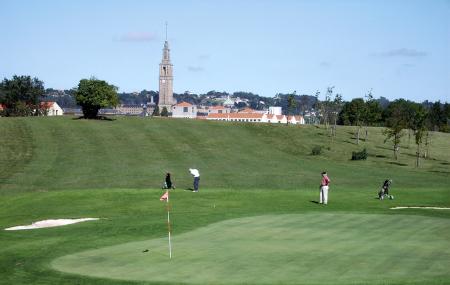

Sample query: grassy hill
[0,116,449,285]
[1,116,449,193]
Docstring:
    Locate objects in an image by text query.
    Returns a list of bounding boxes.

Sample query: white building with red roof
[40,101,63,116]
[172,102,197,118]
[205,108,304,125]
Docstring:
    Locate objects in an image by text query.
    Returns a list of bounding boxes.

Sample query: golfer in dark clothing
[163,173,175,189]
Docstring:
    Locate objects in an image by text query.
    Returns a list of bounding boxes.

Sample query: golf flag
[159,190,172,259]
[160,191,169,201]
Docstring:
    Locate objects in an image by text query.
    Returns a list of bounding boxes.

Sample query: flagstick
[166,191,172,259]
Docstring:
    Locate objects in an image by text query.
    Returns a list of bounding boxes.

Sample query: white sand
[391,206,450,210]
[4,218,99,231]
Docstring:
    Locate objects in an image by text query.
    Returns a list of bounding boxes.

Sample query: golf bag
[378,179,392,200]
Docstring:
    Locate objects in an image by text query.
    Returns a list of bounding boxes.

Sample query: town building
[205,109,304,125]
[269,106,282,115]
[40,101,64,116]
[115,104,145,115]
[172,102,197,118]
[207,105,231,114]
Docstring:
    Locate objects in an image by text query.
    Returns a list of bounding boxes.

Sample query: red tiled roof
[40,102,55,108]
[238,107,256,113]
[174,102,193,107]
[208,113,263,119]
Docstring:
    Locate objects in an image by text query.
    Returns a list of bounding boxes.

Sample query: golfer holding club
[189,168,200,192]
[319,171,331,205]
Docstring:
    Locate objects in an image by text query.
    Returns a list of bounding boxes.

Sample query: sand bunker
[391,206,450,210]
[4,218,99,231]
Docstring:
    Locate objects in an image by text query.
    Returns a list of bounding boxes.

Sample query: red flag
[160,191,169,201]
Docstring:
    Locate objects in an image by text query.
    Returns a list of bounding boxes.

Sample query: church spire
[162,21,170,61]
[158,21,174,109]
[165,21,168,41]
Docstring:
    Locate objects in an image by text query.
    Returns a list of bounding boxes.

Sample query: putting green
[52,214,450,284]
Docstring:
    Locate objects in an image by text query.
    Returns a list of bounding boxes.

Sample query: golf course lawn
[52,213,450,284]
[1,116,449,285]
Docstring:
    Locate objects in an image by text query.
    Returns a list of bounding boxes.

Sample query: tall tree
[383,99,409,160]
[411,105,428,167]
[331,93,343,138]
[74,78,119,119]
[0,75,45,116]
[363,90,382,141]
[429,101,446,132]
[339,98,365,144]
[287,91,297,125]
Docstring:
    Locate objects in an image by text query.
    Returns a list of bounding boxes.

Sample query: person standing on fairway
[189,168,200,192]
[319,171,331,205]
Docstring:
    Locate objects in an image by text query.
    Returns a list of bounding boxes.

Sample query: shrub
[311,146,322,155]
[352,148,368,160]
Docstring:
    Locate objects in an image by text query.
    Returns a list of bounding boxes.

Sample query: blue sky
[1,0,449,102]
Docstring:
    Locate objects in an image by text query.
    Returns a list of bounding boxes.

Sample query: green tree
[429,101,447,132]
[331,93,343,138]
[161,106,169,117]
[0,75,45,116]
[152,105,160,116]
[339,98,365,144]
[74,78,119,119]
[287,91,297,125]
[362,90,382,141]
[383,99,409,160]
[410,105,428,167]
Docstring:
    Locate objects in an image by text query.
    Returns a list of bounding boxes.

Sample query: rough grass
[0,116,449,285]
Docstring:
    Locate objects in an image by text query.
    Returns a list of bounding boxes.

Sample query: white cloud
[373,48,428,57]
[187,66,204,72]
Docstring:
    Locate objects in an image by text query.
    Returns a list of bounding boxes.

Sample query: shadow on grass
[429,170,450,174]
[374,154,387,158]
[72,116,116,121]
[376,145,392,151]
[387,161,408,166]
[310,200,320,204]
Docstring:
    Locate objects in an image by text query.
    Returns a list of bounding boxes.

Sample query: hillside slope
[1,116,449,193]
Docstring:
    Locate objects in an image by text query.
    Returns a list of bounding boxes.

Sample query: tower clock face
[162,79,166,83]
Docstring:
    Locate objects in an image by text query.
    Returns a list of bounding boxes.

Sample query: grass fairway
[52,213,450,284]
[1,116,449,285]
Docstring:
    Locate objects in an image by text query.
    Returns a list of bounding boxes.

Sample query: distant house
[172,102,197,118]
[287,115,305,125]
[115,104,145,116]
[268,106,282,115]
[205,109,304,125]
[208,105,231,114]
[206,113,264,122]
[223,96,234,108]
[40,102,63,116]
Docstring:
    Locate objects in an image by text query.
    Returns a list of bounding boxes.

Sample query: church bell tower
[158,23,174,110]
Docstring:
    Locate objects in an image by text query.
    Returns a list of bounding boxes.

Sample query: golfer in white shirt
[189,168,200,192]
